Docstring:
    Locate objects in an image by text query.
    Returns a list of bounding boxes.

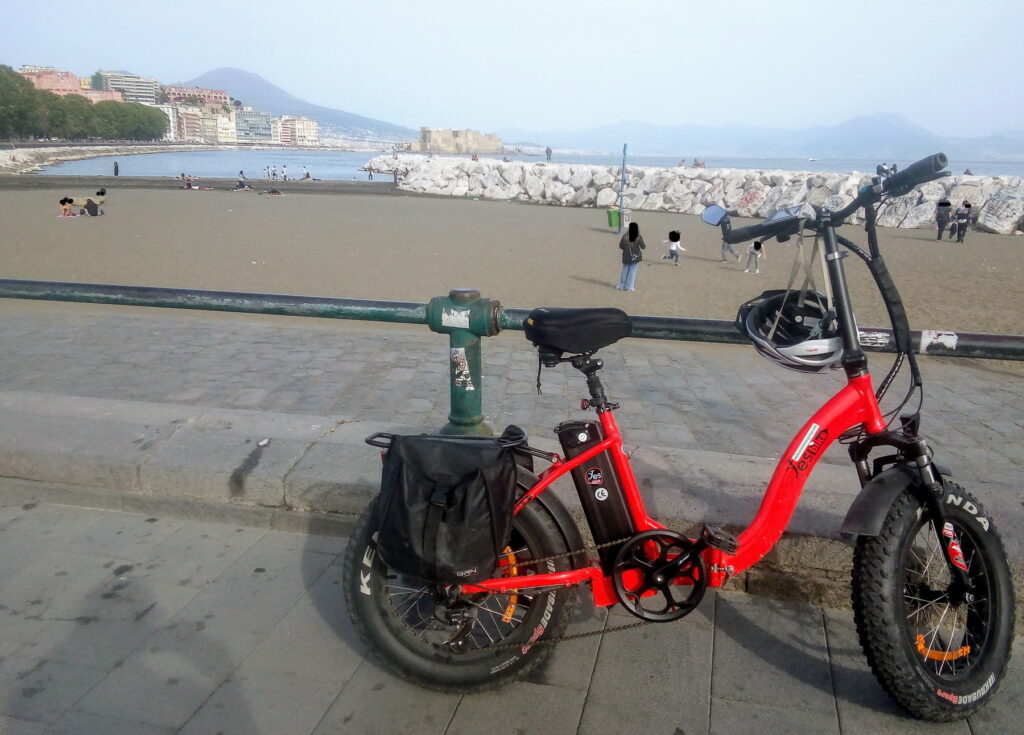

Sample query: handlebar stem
[820,215,868,377]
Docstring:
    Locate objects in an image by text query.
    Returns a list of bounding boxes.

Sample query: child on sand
[660,230,686,265]
[58,198,75,217]
[744,241,765,274]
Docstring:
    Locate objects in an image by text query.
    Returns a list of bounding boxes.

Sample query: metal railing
[2,279,1022,360]
[2,278,1022,435]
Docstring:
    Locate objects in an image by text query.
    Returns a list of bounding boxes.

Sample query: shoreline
[0,143,382,176]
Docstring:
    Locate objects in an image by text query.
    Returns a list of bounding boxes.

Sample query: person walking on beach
[616,222,646,292]
[744,241,765,274]
[720,237,740,264]
[660,230,686,265]
[282,165,288,181]
[113,161,119,176]
[954,202,972,243]
[935,199,952,241]
[271,166,277,181]
[545,146,552,162]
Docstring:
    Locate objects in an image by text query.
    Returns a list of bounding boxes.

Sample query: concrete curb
[0,388,1019,628]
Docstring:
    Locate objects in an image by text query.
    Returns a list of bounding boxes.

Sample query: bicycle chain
[388,534,686,653]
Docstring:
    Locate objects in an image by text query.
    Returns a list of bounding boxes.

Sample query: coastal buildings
[17,63,322,148]
[153,104,180,141]
[18,66,123,103]
[236,106,273,143]
[409,128,502,154]
[93,71,160,105]
[275,115,320,147]
[160,85,230,106]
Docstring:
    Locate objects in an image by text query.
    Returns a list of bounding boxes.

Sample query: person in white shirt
[660,230,687,265]
[744,241,765,274]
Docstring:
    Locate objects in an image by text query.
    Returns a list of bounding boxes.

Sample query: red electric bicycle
[343,153,1014,721]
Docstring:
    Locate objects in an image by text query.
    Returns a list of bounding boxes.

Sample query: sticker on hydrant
[441,307,471,329]
[450,347,476,391]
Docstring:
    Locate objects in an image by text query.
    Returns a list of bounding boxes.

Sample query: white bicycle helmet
[736,289,843,373]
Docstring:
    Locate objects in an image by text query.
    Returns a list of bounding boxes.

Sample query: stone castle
[407,128,502,155]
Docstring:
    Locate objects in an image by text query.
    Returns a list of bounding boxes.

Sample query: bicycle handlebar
[882,153,949,197]
[720,152,949,245]
[722,216,802,245]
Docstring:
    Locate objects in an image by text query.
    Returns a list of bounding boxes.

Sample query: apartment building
[236,106,273,143]
[161,85,230,106]
[94,70,160,105]
[275,115,320,147]
[18,66,123,102]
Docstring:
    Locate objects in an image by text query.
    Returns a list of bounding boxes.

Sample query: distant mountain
[179,68,416,142]
[502,115,1024,162]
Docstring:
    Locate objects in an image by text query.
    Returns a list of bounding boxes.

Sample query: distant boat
[807,157,818,161]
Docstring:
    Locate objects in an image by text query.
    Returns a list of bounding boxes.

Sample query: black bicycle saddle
[524,307,632,355]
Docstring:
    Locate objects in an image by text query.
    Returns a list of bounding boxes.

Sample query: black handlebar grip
[723,217,801,245]
[883,153,948,196]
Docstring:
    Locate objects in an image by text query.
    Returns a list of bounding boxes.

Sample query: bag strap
[421,483,447,571]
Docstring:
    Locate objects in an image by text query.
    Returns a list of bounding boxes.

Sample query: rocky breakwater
[368,154,1024,234]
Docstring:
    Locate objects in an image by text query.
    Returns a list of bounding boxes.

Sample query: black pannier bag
[372,432,520,584]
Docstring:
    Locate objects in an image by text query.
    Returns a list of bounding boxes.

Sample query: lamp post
[616,143,628,235]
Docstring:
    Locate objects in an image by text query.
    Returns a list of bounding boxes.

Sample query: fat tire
[343,489,577,692]
[852,482,1014,720]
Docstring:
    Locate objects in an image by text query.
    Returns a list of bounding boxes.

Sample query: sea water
[39,149,379,181]
[37,148,1024,179]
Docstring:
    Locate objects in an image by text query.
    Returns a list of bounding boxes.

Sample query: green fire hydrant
[426,288,501,435]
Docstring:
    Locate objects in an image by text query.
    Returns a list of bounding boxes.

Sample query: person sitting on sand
[80,198,104,216]
[59,197,76,217]
[65,189,107,211]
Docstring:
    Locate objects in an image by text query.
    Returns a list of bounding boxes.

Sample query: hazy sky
[7,0,1022,137]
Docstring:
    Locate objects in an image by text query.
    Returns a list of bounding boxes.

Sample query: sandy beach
[0,184,1021,335]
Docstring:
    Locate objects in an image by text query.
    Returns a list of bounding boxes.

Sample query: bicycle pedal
[701,524,739,554]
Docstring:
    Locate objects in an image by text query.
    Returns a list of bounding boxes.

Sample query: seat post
[572,355,611,411]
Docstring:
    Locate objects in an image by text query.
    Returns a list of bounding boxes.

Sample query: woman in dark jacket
[616,222,646,291]
[935,200,952,241]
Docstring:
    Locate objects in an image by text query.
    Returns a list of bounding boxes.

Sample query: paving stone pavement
[0,300,1021,551]
[0,499,1019,735]
[0,301,1022,732]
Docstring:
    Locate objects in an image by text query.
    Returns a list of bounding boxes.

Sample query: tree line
[0,65,167,141]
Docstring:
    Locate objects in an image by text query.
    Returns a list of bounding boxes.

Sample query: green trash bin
[607,208,620,229]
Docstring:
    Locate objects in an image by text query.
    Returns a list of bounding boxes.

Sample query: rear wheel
[852,483,1014,720]
[343,493,577,691]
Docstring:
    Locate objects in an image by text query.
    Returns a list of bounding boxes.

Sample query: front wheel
[852,482,1014,720]
[343,493,577,692]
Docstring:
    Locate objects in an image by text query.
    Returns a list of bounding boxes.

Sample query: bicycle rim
[900,515,993,682]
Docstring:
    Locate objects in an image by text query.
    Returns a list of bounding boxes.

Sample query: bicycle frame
[461,369,886,605]
[462,215,892,607]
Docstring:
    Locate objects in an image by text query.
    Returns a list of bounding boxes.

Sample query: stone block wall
[368,154,1024,234]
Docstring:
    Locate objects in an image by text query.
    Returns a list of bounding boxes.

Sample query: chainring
[612,530,708,622]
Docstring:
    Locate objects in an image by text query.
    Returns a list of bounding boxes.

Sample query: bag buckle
[430,487,448,509]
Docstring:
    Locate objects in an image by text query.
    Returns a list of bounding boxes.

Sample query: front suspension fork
[912,445,974,599]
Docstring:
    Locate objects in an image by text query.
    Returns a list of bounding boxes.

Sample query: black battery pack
[556,420,635,569]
